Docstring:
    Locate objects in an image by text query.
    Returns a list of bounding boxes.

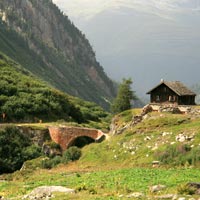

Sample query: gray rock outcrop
[23,186,75,200]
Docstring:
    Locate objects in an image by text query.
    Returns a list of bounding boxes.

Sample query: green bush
[41,156,62,169]
[41,146,82,169]
[23,144,42,161]
[154,144,200,166]
[0,126,31,174]
[62,146,82,163]
[44,141,61,150]
[42,141,62,158]
[177,184,196,195]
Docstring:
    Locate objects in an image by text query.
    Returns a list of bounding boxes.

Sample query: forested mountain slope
[0,52,109,123]
[0,0,116,109]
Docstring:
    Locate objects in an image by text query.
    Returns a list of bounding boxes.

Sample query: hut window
[169,96,176,102]
[156,95,160,102]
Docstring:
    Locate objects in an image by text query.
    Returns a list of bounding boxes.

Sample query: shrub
[23,144,42,160]
[62,146,82,163]
[0,126,31,174]
[42,141,61,158]
[41,146,82,169]
[41,156,62,169]
[46,141,61,150]
[177,184,196,195]
[154,144,200,166]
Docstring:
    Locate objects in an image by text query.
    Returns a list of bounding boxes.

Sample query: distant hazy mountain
[53,0,200,100]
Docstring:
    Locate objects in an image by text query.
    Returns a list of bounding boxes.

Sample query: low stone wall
[147,103,200,114]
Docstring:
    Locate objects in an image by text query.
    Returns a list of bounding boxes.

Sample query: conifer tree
[111,78,137,113]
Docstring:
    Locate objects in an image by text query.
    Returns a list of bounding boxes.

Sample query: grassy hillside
[1,108,200,199]
[82,111,200,167]
[0,52,109,125]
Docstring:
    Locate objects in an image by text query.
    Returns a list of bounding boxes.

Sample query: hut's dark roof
[147,81,196,96]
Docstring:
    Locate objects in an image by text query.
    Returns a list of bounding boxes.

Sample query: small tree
[111,78,137,114]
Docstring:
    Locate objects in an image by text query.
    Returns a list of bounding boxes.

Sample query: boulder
[142,104,153,115]
[176,134,186,142]
[23,186,75,199]
[126,192,144,198]
[177,198,186,200]
[154,194,175,199]
[187,182,200,189]
[150,185,166,193]
[187,182,200,195]
[152,161,160,168]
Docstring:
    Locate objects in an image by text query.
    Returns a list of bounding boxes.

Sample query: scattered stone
[144,136,151,141]
[177,197,186,200]
[162,132,172,137]
[158,105,181,114]
[176,133,195,143]
[126,192,144,198]
[196,189,200,195]
[187,182,200,195]
[142,114,149,120]
[1,197,7,200]
[23,186,75,200]
[178,106,192,113]
[152,145,158,151]
[154,194,175,199]
[187,182,200,189]
[171,142,175,145]
[131,115,143,126]
[150,185,166,193]
[131,151,135,155]
[145,104,200,116]
[176,134,186,142]
[142,104,153,115]
[152,161,160,167]
[172,194,178,200]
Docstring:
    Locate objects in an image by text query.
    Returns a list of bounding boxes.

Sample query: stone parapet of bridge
[48,126,105,150]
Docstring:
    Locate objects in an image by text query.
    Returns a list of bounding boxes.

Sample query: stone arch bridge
[48,126,105,150]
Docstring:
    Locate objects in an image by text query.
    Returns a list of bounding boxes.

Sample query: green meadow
[1,109,200,199]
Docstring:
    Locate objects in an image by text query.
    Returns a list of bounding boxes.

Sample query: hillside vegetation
[77,108,200,169]
[0,0,116,109]
[1,108,200,199]
[0,52,109,124]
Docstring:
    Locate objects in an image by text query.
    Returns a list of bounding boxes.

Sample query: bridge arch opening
[69,136,95,148]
